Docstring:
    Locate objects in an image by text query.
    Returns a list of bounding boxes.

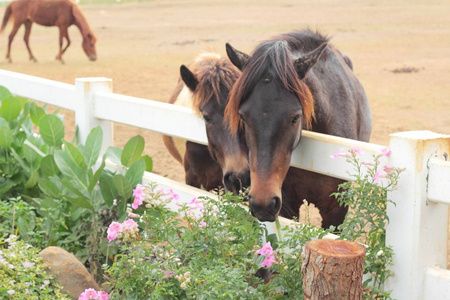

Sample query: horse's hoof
[31,57,37,63]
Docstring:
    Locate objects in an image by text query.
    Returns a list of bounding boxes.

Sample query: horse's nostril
[223,172,242,195]
[272,196,281,212]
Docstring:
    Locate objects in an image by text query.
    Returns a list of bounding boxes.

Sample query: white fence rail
[1,69,449,299]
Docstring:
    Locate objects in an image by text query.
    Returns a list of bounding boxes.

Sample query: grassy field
[1,0,449,235]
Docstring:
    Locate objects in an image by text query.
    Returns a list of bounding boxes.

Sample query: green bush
[0,85,153,281]
[0,235,70,299]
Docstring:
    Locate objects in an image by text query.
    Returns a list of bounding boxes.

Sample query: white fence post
[75,78,114,154]
[385,131,450,299]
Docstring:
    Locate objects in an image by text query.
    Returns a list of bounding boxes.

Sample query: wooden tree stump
[302,239,366,300]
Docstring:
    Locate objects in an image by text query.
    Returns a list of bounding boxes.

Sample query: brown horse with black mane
[163,52,250,193]
[225,30,372,226]
[1,0,97,63]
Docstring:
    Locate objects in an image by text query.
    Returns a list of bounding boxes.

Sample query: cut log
[302,239,366,300]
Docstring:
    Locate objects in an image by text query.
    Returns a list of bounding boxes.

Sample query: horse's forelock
[190,55,240,113]
[226,40,315,133]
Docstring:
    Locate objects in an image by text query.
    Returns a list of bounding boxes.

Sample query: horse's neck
[72,6,92,37]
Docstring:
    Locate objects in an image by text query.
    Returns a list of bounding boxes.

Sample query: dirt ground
[1,0,449,228]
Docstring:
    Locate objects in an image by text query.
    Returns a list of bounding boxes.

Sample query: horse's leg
[56,26,66,64]
[23,20,37,62]
[60,27,71,55]
[6,22,22,63]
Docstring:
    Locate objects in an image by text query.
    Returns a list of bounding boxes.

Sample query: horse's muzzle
[223,171,250,195]
[248,195,281,222]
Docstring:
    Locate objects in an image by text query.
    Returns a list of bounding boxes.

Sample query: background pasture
[0,0,449,227]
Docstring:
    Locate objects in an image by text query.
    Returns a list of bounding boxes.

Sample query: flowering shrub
[331,146,403,299]
[104,183,331,299]
[0,235,70,299]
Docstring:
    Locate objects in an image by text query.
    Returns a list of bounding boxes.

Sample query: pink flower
[164,271,175,278]
[373,170,388,183]
[132,184,146,209]
[381,147,391,157]
[128,212,140,218]
[79,288,98,300]
[256,242,273,256]
[97,291,110,300]
[188,197,205,211]
[107,222,123,242]
[22,261,35,268]
[361,161,373,166]
[351,146,363,156]
[107,232,118,242]
[199,220,207,228]
[330,148,348,159]
[383,165,394,173]
[261,254,277,268]
[167,188,179,200]
[122,219,139,232]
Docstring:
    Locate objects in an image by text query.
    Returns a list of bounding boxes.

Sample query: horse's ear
[294,43,328,79]
[180,65,198,92]
[226,43,250,70]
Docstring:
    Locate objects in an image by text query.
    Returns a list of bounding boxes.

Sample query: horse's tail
[162,135,184,165]
[1,4,12,34]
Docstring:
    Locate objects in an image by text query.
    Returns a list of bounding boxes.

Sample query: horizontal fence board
[293,131,387,181]
[427,158,450,205]
[0,69,78,110]
[94,92,208,144]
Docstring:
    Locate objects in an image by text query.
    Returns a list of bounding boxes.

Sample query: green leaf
[0,85,12,100]
[0,117,8,128]
[22,142,38,163]
[40,154,60,177]
[38,178,61,198]
[18,216,35,238]
[25,171,39,188]
[29,102,46,125]
[0,126,13,148]
[66,195,94,211]
[113,174,132,200]
[54,150,88,191]
[0,180,15,196]
[84,126,103,168]
[104,146,122,165]
[99,173,117,207]
[39,114,65,147]
[64,141,87,170]
[141,154,153,172]
[121,135,145,167]
[89,160,105,192]
[0,95,21,122]
[125,159,145,188]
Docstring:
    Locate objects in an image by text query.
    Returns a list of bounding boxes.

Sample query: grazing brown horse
[1,0,97,63]
[163,52,250,193]
[225,30,372,225]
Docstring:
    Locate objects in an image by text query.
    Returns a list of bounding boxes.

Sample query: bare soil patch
[1,0,449,251]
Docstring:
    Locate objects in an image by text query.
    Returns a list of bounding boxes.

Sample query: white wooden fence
[1,69,449,299]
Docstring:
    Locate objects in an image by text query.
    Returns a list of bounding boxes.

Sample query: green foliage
[332,147,404,299]
[0,85,154,281]
[105,184,331,299]
[0,235,71,299]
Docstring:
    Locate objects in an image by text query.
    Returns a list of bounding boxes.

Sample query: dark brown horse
[1,0,97,63]
[163,52,250,193]
[225,30,372,224]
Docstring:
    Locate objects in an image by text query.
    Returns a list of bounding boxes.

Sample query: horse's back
[302,36,372,142]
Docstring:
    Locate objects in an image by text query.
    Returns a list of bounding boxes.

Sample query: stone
[39,246,100,299]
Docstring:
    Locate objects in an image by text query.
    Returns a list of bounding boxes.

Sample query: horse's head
[225,41,327,222]
[82,32,97,61]
[180,54,250,194]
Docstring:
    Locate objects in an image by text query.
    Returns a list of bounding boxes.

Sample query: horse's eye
[291,115,300,125]
[203,115,212,123]
[238,113,245,123]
